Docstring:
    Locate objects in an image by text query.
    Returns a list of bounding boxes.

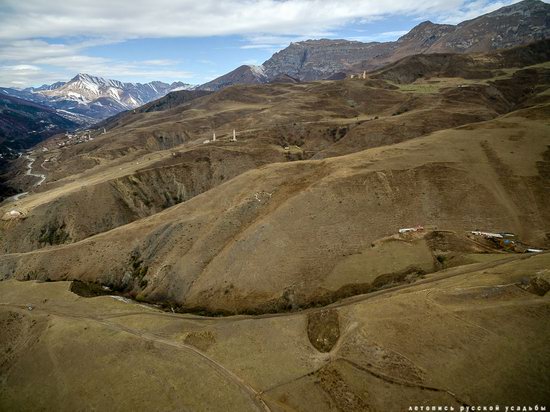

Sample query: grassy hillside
[1,103,548,314]
[1,43,548,255]
[1,252,548,411]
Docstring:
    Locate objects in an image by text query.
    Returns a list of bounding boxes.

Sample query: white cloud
[0,65,67,87]
[0,0,508,41]
[0,38,193,87]
[349,30,410,42]
[438,0,518,23]
[239,33,332,51]
[140,59,180,66]
[2,64,41,71]
[241,59,259,66]
[380,30,410,37]
[0,0,537,87]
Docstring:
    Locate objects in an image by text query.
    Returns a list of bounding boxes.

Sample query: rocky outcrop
[263,40,390,81]
[428,0,550,53]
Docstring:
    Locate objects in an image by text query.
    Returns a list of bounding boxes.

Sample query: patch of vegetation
[436,254,447,264]
[142,197,152,207]
[396,83,442,94]
[129,251,149,288]
[21,270,41,281]
[38,221,70,246]
[328,126,348,142]
[307,309,340,352]
[69,280,111,297]
[158,266,429,317]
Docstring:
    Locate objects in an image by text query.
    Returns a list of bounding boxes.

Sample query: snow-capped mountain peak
[249,64,266,77]
[70,73,125,90]
[6,74,196,125]
[38,73,194,112]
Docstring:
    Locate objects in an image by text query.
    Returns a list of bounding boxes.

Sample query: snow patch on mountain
[12,73,197,123]
[249,65,266,77]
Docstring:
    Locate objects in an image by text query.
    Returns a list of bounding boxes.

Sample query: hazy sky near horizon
[0,0,534,87]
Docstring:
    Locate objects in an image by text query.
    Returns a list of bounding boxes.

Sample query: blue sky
[0,0,531,87]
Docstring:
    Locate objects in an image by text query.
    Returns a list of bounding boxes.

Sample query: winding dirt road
[7,154,46,202]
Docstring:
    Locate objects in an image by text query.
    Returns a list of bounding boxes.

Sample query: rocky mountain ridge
[199,0,550,90]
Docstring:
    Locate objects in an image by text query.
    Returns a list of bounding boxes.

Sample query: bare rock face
[391,21,456,59]
[428,0,550,53]
[263,40,392,81]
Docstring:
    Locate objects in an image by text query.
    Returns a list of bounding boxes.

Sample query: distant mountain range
[0,74,194,125]
[198,0,550,90]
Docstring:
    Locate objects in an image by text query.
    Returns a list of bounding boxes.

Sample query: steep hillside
[95,89,213,132]
[262,39,389,81]
[1,41,548,256]
[1,102,548,314]
[0,94,77,157]
[2,2,549,410]
[427,0,550,53]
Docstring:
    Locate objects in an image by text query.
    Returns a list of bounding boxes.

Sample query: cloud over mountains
[0,0,528,86]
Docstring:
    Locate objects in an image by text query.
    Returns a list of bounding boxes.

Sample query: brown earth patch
[307,309,340,353]
[0,310,43,374]
[183,331,216,351]
[518,276,550,296]
[315,364,371,411]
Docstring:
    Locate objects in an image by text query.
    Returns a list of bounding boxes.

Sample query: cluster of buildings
[398,225,424,234]
[57,130,96,148]
[469,230,543,253]
[396,226,544,253]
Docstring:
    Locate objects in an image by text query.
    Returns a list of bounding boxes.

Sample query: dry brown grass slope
[1,252,549,411]
[369,39,550,84]
[1,102,548,313]
[3,57,547,254]
[0,80,411,254]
